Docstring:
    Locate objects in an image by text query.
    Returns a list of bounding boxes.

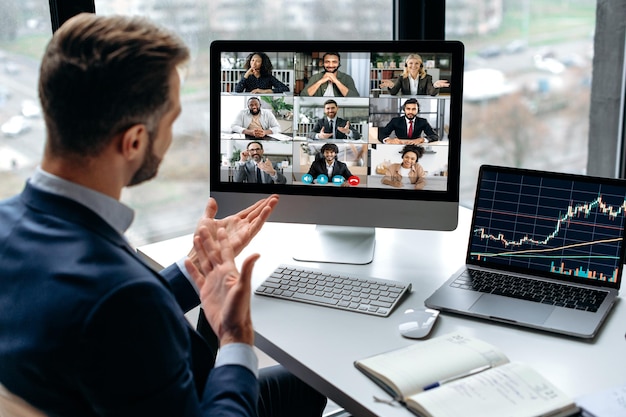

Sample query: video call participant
[379,54,450,96]
[307,142,353,186]
[300,52,359,97]
[231,96,282,138]
[378,98,439,144]
[307,99,361,140]
[234,52,290,94]
[234,141,287,184]
[0,13,326,417]
[381,144,427,189]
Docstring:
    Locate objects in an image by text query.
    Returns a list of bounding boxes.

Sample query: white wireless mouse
[398,307,440,339]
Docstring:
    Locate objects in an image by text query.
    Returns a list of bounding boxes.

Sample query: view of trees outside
[451,0,595,205]
[0,1,51,196]
[0,0,595,245]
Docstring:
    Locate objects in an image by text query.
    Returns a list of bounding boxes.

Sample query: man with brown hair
[0,13,325,417]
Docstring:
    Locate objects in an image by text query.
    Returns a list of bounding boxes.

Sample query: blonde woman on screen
[380,54,449,96]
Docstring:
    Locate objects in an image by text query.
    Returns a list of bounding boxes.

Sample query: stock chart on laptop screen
[469,168,626,285]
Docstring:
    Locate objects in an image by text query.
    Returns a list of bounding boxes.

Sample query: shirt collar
[29,167,135,234]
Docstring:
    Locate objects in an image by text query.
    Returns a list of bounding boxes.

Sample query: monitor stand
[292,225,375,265]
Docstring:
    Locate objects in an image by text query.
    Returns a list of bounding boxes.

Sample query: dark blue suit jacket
[0,183,257,417]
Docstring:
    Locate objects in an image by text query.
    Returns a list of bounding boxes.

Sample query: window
[446,0,595,205]
[0,3,50,198]
[1,0,620,247]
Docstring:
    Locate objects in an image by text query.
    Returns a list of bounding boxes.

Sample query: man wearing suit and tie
[0,13,325,417]
[378,98,439,145]
[234,141,287,184]
[307,99,361,141]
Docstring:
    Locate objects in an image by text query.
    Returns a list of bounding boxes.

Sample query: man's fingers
[186,235,209,289]
[247,196,279,227]
[203,197,218,220]
[239,195,279,220]
[239,253,260,293]
[215,227,236,263]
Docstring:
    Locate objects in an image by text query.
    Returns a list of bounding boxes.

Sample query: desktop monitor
[210,40,464,264]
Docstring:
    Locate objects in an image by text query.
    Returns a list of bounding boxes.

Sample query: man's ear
[119,124,148,161]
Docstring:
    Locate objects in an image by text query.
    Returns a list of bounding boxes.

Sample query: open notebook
[426,165,625,338]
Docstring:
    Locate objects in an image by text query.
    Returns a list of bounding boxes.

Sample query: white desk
[138,207,626,417]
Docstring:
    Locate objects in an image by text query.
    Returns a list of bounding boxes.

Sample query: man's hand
[337,121,351,136]
[187,195,279,267]
[257,158,277,176]
[405,138,425,145]
[185,227,257,346]
[321,72,349,96]
[321,72,338,84]
[317,126,332,140]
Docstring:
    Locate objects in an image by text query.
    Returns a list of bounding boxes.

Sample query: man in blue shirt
[0,13,325,417]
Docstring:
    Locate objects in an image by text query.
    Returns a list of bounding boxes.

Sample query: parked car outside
[21,100,41,118]
[477,45,501,59]
[1,115,31,137]
[504,39,527,54]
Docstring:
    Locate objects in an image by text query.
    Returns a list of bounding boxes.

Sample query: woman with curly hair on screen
[235,52,290,94]
[381,144,427,190]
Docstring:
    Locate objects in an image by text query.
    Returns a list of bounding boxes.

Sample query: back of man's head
[39,13,190,159]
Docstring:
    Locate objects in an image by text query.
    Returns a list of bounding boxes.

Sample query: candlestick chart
[469,172,626,283]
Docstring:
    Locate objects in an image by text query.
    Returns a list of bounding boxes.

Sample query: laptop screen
[467,165,626,289]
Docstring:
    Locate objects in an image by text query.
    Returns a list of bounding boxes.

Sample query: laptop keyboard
[452,269,608,312]
[255,264,412,317]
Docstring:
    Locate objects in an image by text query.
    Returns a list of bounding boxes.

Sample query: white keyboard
[255,264,412,317]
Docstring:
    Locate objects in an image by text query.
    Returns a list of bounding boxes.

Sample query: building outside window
[0,0,602,246]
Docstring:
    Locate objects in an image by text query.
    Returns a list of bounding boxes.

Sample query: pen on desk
[422,364,492,391]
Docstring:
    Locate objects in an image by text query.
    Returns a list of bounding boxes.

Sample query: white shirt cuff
[216,343,259,378]
[176,260,259,378]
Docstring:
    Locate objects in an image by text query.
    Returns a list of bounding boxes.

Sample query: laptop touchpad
[470,295,554,324]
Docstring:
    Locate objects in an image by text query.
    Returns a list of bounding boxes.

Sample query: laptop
[425,165,625,338]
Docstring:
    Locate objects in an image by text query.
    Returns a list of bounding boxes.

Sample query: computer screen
[209,40,464,264]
